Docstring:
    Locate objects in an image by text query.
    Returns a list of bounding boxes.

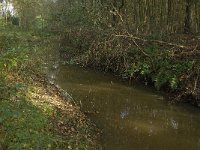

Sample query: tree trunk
[184,0,191,33]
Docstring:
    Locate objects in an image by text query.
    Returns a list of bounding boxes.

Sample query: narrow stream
[53,63,200,150]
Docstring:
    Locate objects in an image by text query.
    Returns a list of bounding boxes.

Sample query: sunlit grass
[0,98,65,150]
[0,26,98,149]
[0,28,65,149]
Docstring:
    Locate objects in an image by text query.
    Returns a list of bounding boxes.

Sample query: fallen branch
[112,34,190,50]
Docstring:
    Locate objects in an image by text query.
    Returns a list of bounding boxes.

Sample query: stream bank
[52,63,200,150]
[0,28,101,149]
[59,27,200,106]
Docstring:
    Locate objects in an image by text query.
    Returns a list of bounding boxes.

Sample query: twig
[111,33,153,61]
[193,68,199,93]
[112,6,124,23]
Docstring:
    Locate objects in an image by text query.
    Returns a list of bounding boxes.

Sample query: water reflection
[120,106,130,119]
[54,64,200,150]
[170,118,179,130]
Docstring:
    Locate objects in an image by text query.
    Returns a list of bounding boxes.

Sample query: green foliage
[125,62,151,77]
[0,31,29,99]
[12,16,20,26]
[0,31,32,74]
[153,59,195,90]
[49,0,92,28]
[0,33,20,51]
[125,46,195,90]
[0,48,27,72]
[34,15,47,29]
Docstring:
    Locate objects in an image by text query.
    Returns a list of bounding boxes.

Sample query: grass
[0,98,62,150]
[0,23,99,149]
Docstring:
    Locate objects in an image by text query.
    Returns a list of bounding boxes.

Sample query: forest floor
[0,27,101,150]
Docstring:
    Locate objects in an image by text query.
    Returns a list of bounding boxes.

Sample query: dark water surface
[54,64,200,150]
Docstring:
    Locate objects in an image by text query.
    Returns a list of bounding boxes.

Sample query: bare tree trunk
[184,0,191,33]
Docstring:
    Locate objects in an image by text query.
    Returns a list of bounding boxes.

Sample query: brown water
[53,64,200,150]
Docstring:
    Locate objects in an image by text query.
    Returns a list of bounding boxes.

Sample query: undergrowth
[124,46,195,90]
[59,27,198,101]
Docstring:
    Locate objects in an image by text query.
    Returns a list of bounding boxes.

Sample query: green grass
[0,24,98,149]
[0,26,67,149]
[0,98,65,150]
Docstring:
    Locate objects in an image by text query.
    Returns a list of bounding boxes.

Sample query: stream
[50,63,200,150]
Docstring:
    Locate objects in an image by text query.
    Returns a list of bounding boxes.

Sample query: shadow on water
[53,64,200,150]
